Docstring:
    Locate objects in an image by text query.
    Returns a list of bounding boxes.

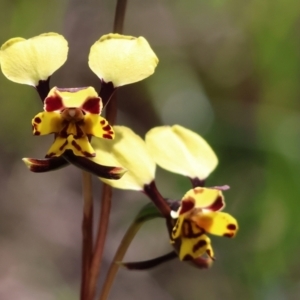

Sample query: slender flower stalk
[99,217,141,300]
[81,171,94,300]
[143,181,171,217]
[87,1,129,300]
[99,202,163,300]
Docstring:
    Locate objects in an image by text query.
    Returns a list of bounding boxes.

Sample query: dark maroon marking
[223,233,234,238]
[82,97,101,114]
[60,124,69,138]
[102,124,111,131]
[182,254,194,261]
[36,78,50,103]
[100,120,106,125]
[34,131,41,136]
[108,131,114,135]
[34,117,41,123]
[74,124,84,139]
[59,140,68,151]
[206,249,215,260]
[71,140,82,151]
[99,81,116,107]
[103,134,113,139]
[183,220,203,238]
[82,151,96,157]
[45,152,55,158]
[205,196,224,212]
[194,188,204,194]
[190,177,205,188]
[180,197,195,214]
[193,240,207,253]
[44,95,64,112]
[227,224,237,230]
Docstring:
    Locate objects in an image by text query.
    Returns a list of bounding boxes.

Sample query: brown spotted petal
[178,232,215,261]
[63,151,126,179]
[183,187,225,212]
[22,157,69,172]
[191,211,238,238]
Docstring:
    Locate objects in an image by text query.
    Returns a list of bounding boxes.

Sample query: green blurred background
[0,0,299,299]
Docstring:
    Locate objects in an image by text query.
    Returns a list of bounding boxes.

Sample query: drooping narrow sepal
[63,150,126,179]
[22,156,69,172]
[120,251,177,270]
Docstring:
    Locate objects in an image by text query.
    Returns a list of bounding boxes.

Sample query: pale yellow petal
[0,33,68,86]
[91,126,156,190]
[88,33,158,87]
[146,125,218,180]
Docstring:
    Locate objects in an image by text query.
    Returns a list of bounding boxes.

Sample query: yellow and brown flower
[32,86,113,158]
[170,187,238,261]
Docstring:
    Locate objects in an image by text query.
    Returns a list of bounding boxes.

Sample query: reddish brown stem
[87,184,112,300]
[81,171,94,300]
[87,1,128,299]
[143,181,171,217]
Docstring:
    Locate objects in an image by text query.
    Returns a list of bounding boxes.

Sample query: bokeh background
[0,0,300,299]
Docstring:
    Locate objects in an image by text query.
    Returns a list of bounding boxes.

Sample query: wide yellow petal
[0,33,68,86]
[32,112,62,135]
[88,33,158,87]
[91,126,156,190]
[146,125,218,180]
[182,187,225,211]
[178,234,214,260]
[46,135,95,158]
[82,115,114,139]
[191,211,238,237]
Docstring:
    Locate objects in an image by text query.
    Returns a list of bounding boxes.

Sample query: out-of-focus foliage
[0,0,300,299]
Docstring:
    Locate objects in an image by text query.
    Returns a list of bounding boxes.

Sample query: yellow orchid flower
[0,32,158,175]
[92,125,238,266]
[32,86,114,158]
[170,187,238,261]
